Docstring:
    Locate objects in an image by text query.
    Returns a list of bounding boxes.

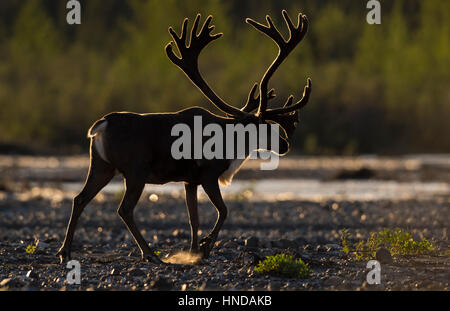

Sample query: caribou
[57,10,311,263]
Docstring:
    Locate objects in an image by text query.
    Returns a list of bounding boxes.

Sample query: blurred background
[0,0,448,155]
[0,1,449,292]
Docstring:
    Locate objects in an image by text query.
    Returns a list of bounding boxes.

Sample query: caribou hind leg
[57,149,115,263]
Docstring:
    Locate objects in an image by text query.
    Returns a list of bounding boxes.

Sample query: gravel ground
[0,155,449,291]
[0,187,448,291]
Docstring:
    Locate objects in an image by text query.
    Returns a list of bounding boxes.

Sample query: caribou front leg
[199,180,228,258]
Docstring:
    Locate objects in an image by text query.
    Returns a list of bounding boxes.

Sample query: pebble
[149,276,172,290]
[267,281,281,290]
[25,270,38,279]
[303,244,313,251]
[0,277,24,288]
[325,244,340,250]
[0,278,12,287]
[36,240,50,249]
[376,248,393,264]
[271,239,297,249]
[316,245,327,253]
[223,241,239,248]
[244,236,259,249]
[128,268,146,277]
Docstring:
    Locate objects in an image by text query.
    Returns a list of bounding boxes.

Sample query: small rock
[243,251,262,266]
[267,281,281,290]
[100,275,111,282]
[325,243,340,250]
[303,244,312,251]
[301,254,311,261]
[43,237,58,243]
[294,237,307,246]
[25,270,38,279]
[260,240,272,249]
[36,240,50,249]
[172,229,187,238]
[235,238,244,245]
[199,280,218,290]
[214,240,224,248]
[316,245,327,253]
[149,276,172,290]
[271,239,296,249]
[128,268,146,277]
[0,277,25,288]
[244,237,259,249]
[376,247,393,264]
[328,276,342,286]
[223,240,239,248]
[219,250,235,260]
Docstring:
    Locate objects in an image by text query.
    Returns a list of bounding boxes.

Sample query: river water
[59,178,449,202]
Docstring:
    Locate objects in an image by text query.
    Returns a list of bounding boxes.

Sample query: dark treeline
[0,0,448,154]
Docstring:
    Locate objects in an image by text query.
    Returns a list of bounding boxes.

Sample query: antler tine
[246,16,285,47]
[265,78,311,117]
[246,10,309,119]
[241,83,276,113]
[190,14,201,42]
[166,15,249,118]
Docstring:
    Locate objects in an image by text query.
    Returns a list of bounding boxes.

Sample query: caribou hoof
[143,252,164,264]
[56,247,71,264]
[199,237,215,259]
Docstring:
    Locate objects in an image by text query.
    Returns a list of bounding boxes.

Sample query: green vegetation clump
[25,244,36,254]
[254,253,310,279]
[228,181,255,201]
[341,228,435,261]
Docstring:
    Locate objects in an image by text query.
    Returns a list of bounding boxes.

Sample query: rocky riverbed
[0,155,449,291]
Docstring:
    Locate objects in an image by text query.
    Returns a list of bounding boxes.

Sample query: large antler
[246,10,311,119]
[166,14,250,118]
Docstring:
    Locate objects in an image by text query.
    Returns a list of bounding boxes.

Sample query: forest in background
[0,0,448,154]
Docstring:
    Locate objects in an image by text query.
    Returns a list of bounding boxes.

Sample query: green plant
[25,244,36,254]
[340,228,435,261]
[340,228,350,255]
[228,181,255,202]
[254,253,310,279]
